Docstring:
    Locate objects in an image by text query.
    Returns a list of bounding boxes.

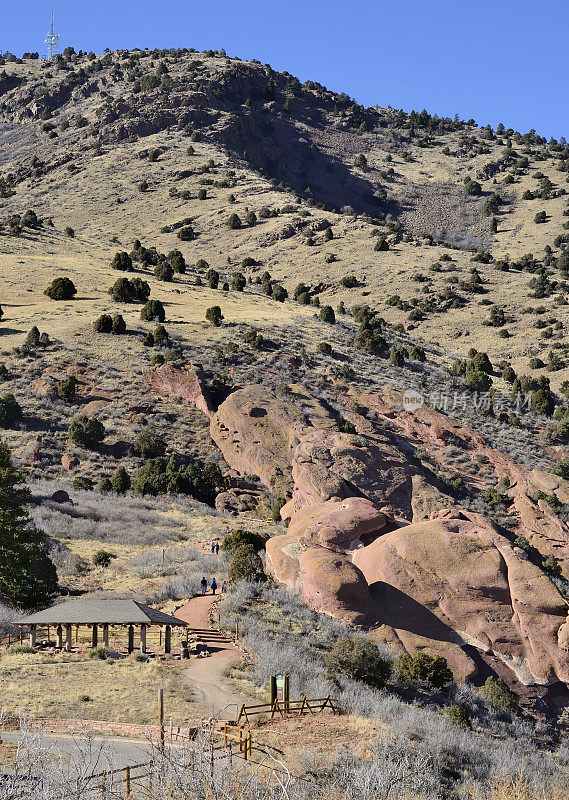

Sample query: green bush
[92,550,115,568]
[132,456,226,505]
[72,476,94,490]
[44,277,76,300]
[112,314,126,334]
[227,213,242,229]
[480,676,519,712]
[271,496,287,522]
[272,285,287,302]
[207,269,220,289]
[340,275,358,288]
[464,179,482,196]
[319,305,335,324]
[389,346,407,367]
[231,273,246,291]
[57,376,78,402]
[68,416,106,449]
[221,529,266,554]
[394,651,453,689]
[111,251,133,271]
[155,261,174,282]
[0,393,23,428]
[94,314,113,333]
[111,466,131,493]
[9,644,36,654]
[442,704,472,729]
[153,324,169,346]
[325,637,391,689]
[534,211,547,224]
[141,300,166,322]
[177,225,195,241]
[151,354,165,366]
[89,646,109,660]
[98,478,113,493]
[108,277,150,303]
[133,429,166,458]
[168,250,186,274]
[245,211,257,226]
[542,554,562,575]
[227,543,266,583]
[206,306,223,326]
[197,188,207,200]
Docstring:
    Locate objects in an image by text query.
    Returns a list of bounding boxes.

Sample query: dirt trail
[175,589,257,720]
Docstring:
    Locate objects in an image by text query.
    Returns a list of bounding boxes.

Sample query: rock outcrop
[353,511,569,684]
[145,363,213,417]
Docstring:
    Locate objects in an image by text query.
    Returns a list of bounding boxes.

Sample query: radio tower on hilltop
[44,12,60,60]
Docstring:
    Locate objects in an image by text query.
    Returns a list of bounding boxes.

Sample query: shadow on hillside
[216,110,388,217]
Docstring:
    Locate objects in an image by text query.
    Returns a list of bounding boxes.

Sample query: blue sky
[3,1,568,140]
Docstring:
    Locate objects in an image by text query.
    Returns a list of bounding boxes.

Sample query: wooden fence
[237,695,338,724]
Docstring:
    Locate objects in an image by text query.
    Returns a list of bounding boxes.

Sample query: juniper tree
[0,440,58,608]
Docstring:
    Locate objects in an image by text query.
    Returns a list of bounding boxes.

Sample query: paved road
[2,730,154,772]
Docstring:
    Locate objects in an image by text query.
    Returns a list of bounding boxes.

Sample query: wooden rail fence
[237,695,338,724]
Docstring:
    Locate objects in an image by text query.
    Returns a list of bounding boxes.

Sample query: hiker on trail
[210,540,215,554]
[211,577,218,595]
[200,577,207,595]
[215,542,219,556]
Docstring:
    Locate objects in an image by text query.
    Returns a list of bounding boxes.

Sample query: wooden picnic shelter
[16,597,188,654]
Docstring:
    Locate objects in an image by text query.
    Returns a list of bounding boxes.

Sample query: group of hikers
[200,541,221,595]
[200,576,217,595]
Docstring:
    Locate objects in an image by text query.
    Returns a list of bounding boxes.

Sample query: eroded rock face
[145,363,213,417]
[353,512,569,685]
[288,429,412,517]
[211,385,318,496]
[213,382,569,689]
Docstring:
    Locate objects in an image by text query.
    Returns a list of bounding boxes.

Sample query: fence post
[125,766,130,797]
[158,688,164,753]
[101,770,105,800]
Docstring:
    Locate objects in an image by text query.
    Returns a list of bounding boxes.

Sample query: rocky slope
[1,46,569,715]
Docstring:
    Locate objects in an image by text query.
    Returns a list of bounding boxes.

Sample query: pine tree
[0,441,58,608]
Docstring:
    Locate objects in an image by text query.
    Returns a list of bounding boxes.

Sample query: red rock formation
[145,363,214,417]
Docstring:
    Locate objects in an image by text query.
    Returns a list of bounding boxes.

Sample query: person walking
[215,542,219,556]
[210,541,215,554]
[211,577,218,595]
[200,576,207,595]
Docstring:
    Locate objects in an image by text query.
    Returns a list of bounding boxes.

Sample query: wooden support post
[102,623,109,647]
[75,625,79,644]
[29,625,36,648]
[158,688,164,752]
[164,625,171,654]
[270,675,277,706]
[128,625,134,653]
[92,624,98,648]
[284,674,290,713]
[124,765,131,796]
[65,624,72,651]
[47,626,50,642]
[235,621,239,643]
[56,625,63,649]
[140,625,147,654]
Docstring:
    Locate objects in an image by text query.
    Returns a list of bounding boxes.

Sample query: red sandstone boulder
[353,513,569,685]
[61,453,79,471]
[145,363,213,417]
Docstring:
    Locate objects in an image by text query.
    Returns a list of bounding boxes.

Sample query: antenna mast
[44,12,60,60]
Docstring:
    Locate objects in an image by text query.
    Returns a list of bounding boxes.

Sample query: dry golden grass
[0,651,194,724]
